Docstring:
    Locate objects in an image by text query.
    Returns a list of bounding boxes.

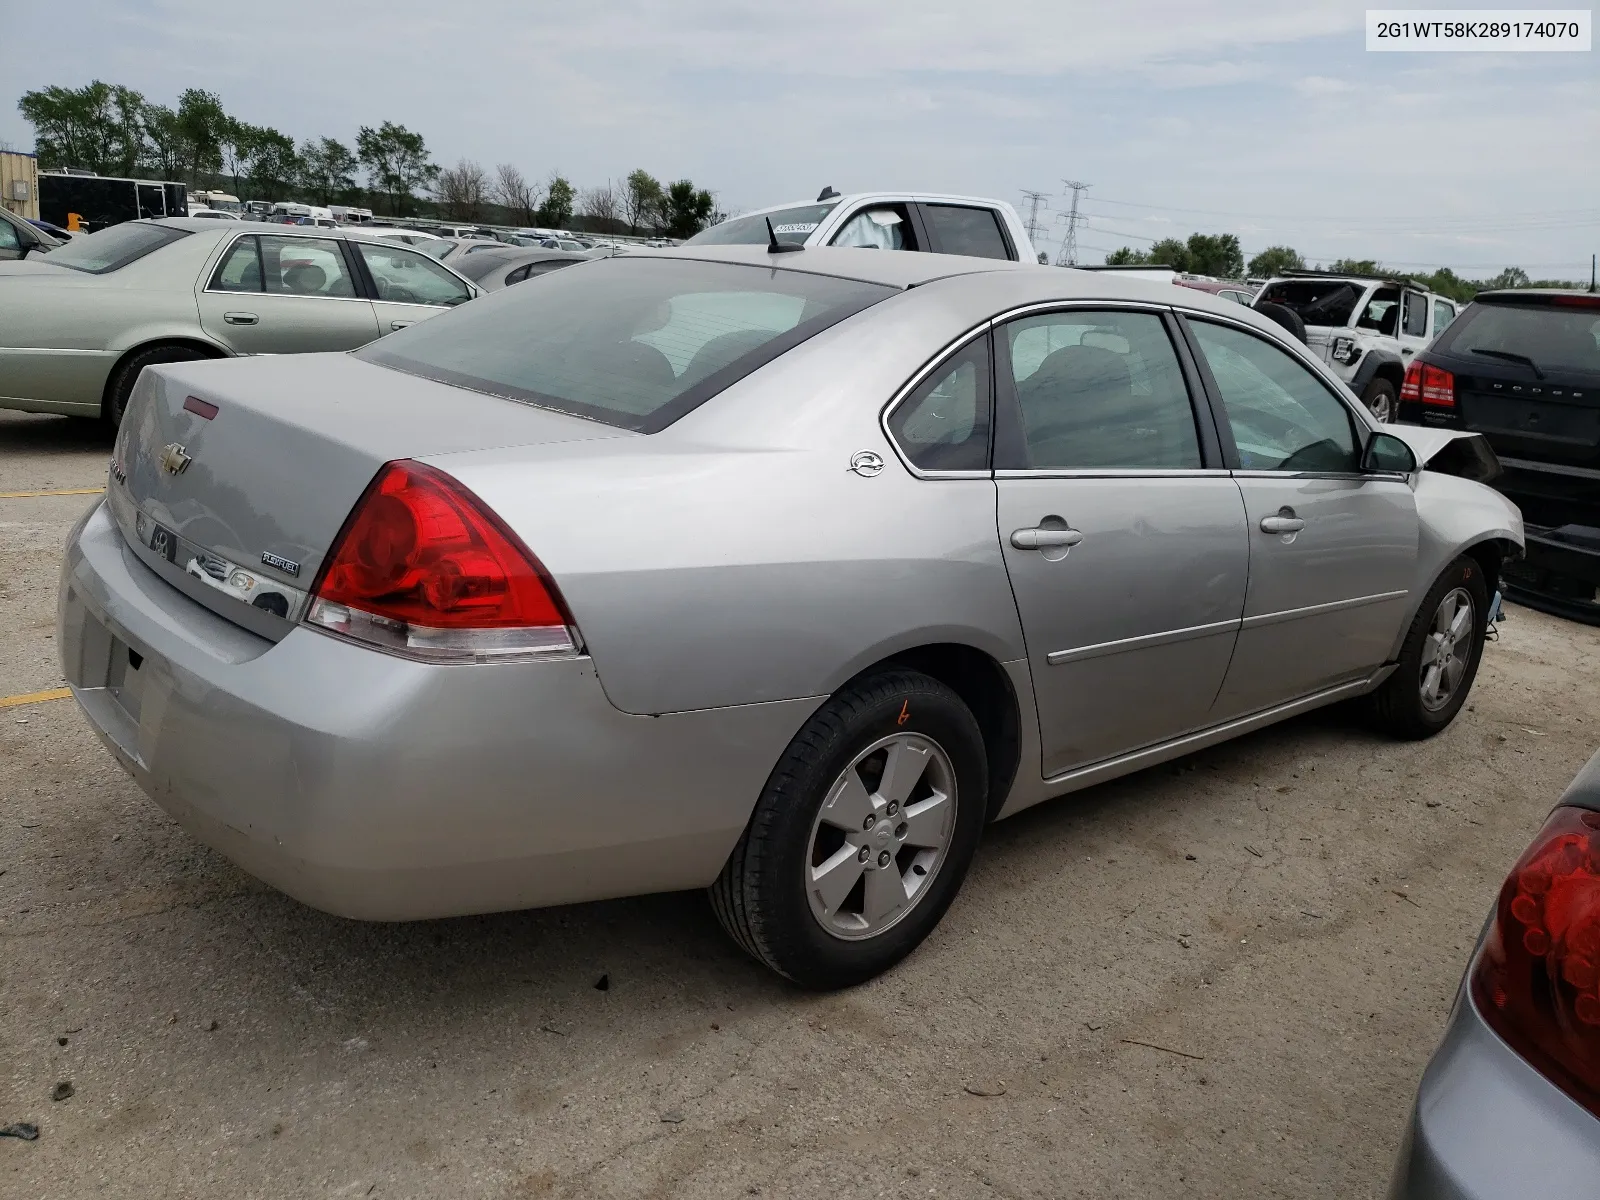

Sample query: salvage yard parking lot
[2,408,1598,1199]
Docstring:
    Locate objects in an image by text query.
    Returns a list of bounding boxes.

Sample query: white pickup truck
[685,188,1047,264]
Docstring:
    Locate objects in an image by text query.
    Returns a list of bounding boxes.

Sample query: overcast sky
[3,0,1595,276]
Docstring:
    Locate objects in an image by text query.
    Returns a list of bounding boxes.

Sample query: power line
[1018,189,1051,249]
[1084,194,1598,226]
[1055,180,1090,267]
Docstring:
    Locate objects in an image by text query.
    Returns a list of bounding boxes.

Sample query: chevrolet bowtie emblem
[160,443,192,476]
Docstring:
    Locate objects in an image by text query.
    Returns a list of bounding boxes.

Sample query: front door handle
[223,312,259,325]
[389,320,416,331]
[1011,527,1084,550]
[1260,515,1305,534]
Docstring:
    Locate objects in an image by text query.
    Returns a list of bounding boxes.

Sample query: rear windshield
[1255,280,1364,328]
[1435,298,1600,376]
[44,221,191,274]
[685,203,839,248]
[356,257,896,432]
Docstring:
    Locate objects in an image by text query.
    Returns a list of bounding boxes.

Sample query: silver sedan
[0,217,478,425]
[59,245,1523,987]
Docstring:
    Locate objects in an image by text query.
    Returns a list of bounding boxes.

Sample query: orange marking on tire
[897,701,910,725]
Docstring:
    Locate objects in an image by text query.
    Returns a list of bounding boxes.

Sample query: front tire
[1362,378,1398,424]
[1365,556,1489,739]
[711,669,988,988]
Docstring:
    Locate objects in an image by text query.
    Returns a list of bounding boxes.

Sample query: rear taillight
[1400,360,1423,403]
[1471,806,1600,1119]
[305,460,578,663]
[1414,363,1455,407]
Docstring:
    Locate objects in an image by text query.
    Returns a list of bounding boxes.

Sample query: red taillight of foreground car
[1471,805,1600,1119]
[305,459,577,662]
[1401,360,1456,408]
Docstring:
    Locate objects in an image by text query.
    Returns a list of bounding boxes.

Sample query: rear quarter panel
[430,275,1041,715]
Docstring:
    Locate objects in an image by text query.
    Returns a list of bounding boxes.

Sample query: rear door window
[356,257,895,432]
[919,205,1011,260]
[210,236,263,291]
[1432,299,1456,333]
[259,235,356,298]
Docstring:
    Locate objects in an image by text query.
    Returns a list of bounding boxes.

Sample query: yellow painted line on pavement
[1,687,72,709]
[0,487,106,499]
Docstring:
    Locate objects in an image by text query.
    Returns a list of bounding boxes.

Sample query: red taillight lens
[1400,360,1423,403]
[1419,363,1455,407]
[1471,805,1600,1119]
[305,460,577,662]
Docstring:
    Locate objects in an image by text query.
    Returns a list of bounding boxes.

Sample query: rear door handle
[1260,516,1305,534]
[1011,527,1084,550]
[389,320,416,331]
[223,312,258,325]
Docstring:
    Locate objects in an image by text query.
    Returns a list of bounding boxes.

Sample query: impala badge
[160,443,192,476]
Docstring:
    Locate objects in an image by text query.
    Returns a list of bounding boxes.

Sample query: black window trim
[1175,310,1375,478]
[986,300,1224,478]
[913,202,1017,263]
[878,323,998,480]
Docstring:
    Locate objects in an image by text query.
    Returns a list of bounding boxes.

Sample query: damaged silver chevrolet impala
[59,245,1522,987]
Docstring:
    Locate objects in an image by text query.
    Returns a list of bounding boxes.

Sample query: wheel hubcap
[1420,587,1474,711]
[1370,392,1395,423]
[805,732,958,941]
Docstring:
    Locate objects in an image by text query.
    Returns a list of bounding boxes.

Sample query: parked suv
[1398,288,1600,623]
[1255,272,1459,422]
[685,188,1045,265]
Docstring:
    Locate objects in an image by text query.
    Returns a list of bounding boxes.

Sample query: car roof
[649,243,1029,289]
[737,192,1014,219]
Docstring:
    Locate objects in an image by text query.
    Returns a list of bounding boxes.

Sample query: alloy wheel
[805,733,958,941]
[1420,586,1474,711]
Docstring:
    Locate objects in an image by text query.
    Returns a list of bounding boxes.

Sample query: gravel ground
[3,409,1597,1199]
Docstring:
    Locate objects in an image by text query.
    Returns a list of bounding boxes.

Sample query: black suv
[1399,289,1600,621]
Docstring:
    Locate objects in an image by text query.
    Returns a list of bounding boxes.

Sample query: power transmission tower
[1054,180,1090,267]
[1019,189,1050,251]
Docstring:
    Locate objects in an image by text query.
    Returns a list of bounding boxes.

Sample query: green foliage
[1147,237,1190,270]
[140,103,185,180]
[357,121,438,217]
[1184,233,1244,278]
[19,81,146,174]
[662,180,715,239]
[175,89,228,183]
[1247,245,1304,278]
[1327,258,1382,275]
[624,168,664,233]
[299,137,359,206]
[1105,246,1149,266]
[246,128,299,204]
[538,175,576,226]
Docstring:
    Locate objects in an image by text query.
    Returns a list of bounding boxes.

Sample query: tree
[1105,246,1151,266]
[1147,238,1191,271]
[577,181,621,228]
[356,121,438,217]
[1184,233,1244,279]
[140,103,186,180]
[1247,245,1304,278]
[245,127,299,203]
[493,162,539,226]
[537,174,575,227]
[175,88,228,184]
[18,81,144,174]
[298,137,358,206]
[436,158,490,220]
[623,168,663,234]
[661,179,714,239]
[1486,266,1531,290]
[1328,258,1382,275]
[221,121,262,198]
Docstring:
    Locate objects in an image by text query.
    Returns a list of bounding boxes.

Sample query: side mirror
[1363,431,1418,474]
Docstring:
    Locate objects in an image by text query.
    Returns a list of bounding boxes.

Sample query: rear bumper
[1388,983,1600,1199]
[59,501,819,920]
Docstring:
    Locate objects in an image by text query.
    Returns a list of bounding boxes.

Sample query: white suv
[1253,273,1459,422]
[686,188,1045,265]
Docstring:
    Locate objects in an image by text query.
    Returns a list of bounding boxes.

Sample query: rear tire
[103,344,214,429]
[1365,556,1489,739]
[711,669,988,989]
[1362,378,1398,424]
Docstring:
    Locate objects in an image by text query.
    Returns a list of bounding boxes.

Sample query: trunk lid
[1449,360,1600,468]
[108,352,630,639]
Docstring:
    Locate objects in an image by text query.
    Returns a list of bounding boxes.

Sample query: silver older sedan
[60,245,1523,987]
[0,217,477,425]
